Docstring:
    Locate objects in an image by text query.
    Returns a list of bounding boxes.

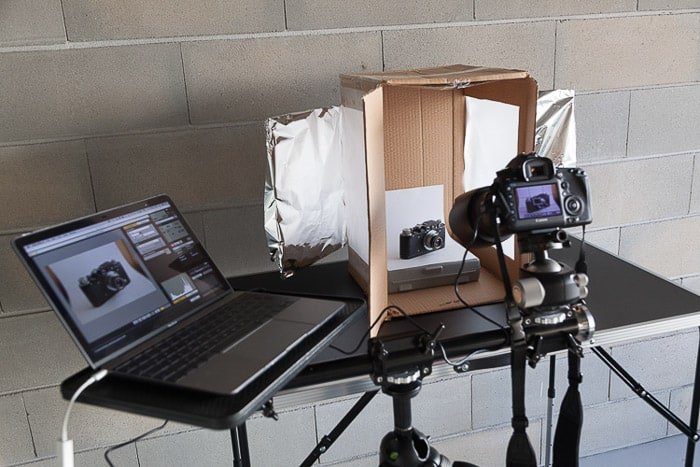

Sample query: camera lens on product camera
[423,231,443,250]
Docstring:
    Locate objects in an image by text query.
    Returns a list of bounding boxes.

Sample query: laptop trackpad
[179,320,314,394]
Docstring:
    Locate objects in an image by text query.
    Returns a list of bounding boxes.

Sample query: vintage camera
[78,260,131,307]
[525,193,550,213]
[399,220,446,259]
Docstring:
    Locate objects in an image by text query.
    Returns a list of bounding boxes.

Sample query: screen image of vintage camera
[525,193,550,213]
[399,219,446,259]
[78,260,131,307]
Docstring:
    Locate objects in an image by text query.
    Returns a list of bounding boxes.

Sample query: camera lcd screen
[514,183,562,220]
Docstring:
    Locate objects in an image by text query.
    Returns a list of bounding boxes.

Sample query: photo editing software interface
[22,201,230,361]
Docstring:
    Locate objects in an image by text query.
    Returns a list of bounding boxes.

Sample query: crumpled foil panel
[264,107,344,277]
[536,89,576,167]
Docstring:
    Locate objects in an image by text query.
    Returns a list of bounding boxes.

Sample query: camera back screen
[515,183,562,220]
[18,198,230,363]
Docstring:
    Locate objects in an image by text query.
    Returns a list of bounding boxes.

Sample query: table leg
[685,327,700,467]
[231,423,251,467]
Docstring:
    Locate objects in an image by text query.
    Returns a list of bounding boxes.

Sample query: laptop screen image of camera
[15,195,348,395]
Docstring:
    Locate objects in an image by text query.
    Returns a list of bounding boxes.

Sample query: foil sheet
[264,107,344,277]
[536,89,576,167]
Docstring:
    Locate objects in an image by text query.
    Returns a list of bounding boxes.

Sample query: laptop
[13,195,349,396]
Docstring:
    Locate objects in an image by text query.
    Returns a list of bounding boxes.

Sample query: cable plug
[56,438,74,467]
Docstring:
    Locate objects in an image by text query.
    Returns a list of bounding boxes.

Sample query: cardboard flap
[363,87,389,336]
[341,64,529,91]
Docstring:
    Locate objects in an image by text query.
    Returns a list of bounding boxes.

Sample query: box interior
[341,66,538,329]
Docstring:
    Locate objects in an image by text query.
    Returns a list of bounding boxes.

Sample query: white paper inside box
[339,64,538,332]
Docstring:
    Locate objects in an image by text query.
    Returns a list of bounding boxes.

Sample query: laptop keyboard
[114,293,296,383]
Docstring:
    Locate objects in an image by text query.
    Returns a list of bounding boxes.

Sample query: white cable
[57,369,108,467]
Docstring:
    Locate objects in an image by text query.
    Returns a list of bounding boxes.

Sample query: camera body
[79,260,131,307]
[495,153,592,234]
[399,220,446,259]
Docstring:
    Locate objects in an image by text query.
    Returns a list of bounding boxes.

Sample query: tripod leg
[545,355,556,467]
[231,423,251,467]
[685,328,700,467]
[299,390,379,467]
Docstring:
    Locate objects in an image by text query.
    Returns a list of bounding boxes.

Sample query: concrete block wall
[0,2,698,466]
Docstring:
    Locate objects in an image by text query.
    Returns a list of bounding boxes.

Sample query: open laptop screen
[14,195,231,366]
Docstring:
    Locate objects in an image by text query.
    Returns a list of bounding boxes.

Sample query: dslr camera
[400,220,446,259]
[495,153,591,233]
[79,260,131,307]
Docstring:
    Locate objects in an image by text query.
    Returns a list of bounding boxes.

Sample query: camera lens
[105,271,127,291]
[565,196,583,215]
[423,230,443,250]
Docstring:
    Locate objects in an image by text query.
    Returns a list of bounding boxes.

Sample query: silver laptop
[13,195,347,395]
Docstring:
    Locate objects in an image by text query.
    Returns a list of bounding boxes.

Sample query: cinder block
[639,0,700,9]
[0,0,65,46]
[582,154,694,229]
[329,455,377,467]
[87,125,266,212]
[692,154,700,214]
[0,235,49,314]
[183,212,206,247]
[579,394,670,456]
[0,44,187,143]
[62,0,284,41]
[21,445,136,467]
[431,421,542,467]
[246,407,317,466]
[383,22,556,90]
[0,313,83,394]
[575,91,630,163]
[315,392,393,463]
[0,142,94,231]
[203,206,277,277]
[413,374,472,437]
[578,228,620,255]
[608,331,698,400]
[136,430,232,467]
[23,387,192,457]
[619,215,700,278]
[579,434,688,467]
[472,351,609,430]
[286,0,472,30]
[182,33,382,124]
[475,0,635,20]
[555,14,700,91]
[669,385,693,436]
[682,275,700,295]
[0,393,35,465]
[628,85,700,157]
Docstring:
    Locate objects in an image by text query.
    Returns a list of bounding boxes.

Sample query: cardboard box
[339,64,538,330]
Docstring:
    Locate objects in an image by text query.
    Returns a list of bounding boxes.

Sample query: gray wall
[1,1,699,466]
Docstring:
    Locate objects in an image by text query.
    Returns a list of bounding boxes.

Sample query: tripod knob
[512,277,545,308]
[386,370,421,385]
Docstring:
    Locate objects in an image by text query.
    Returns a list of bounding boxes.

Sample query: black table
[62,242,700,465]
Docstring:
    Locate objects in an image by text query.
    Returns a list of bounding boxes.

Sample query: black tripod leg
[685,328,700,467]
[299,390,379,467]
[231,423,251,467]
[592,346,700,441]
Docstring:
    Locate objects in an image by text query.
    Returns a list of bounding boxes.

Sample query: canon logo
[535,218,548,223]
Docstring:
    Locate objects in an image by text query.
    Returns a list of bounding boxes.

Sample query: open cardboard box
[338,65,538,333]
